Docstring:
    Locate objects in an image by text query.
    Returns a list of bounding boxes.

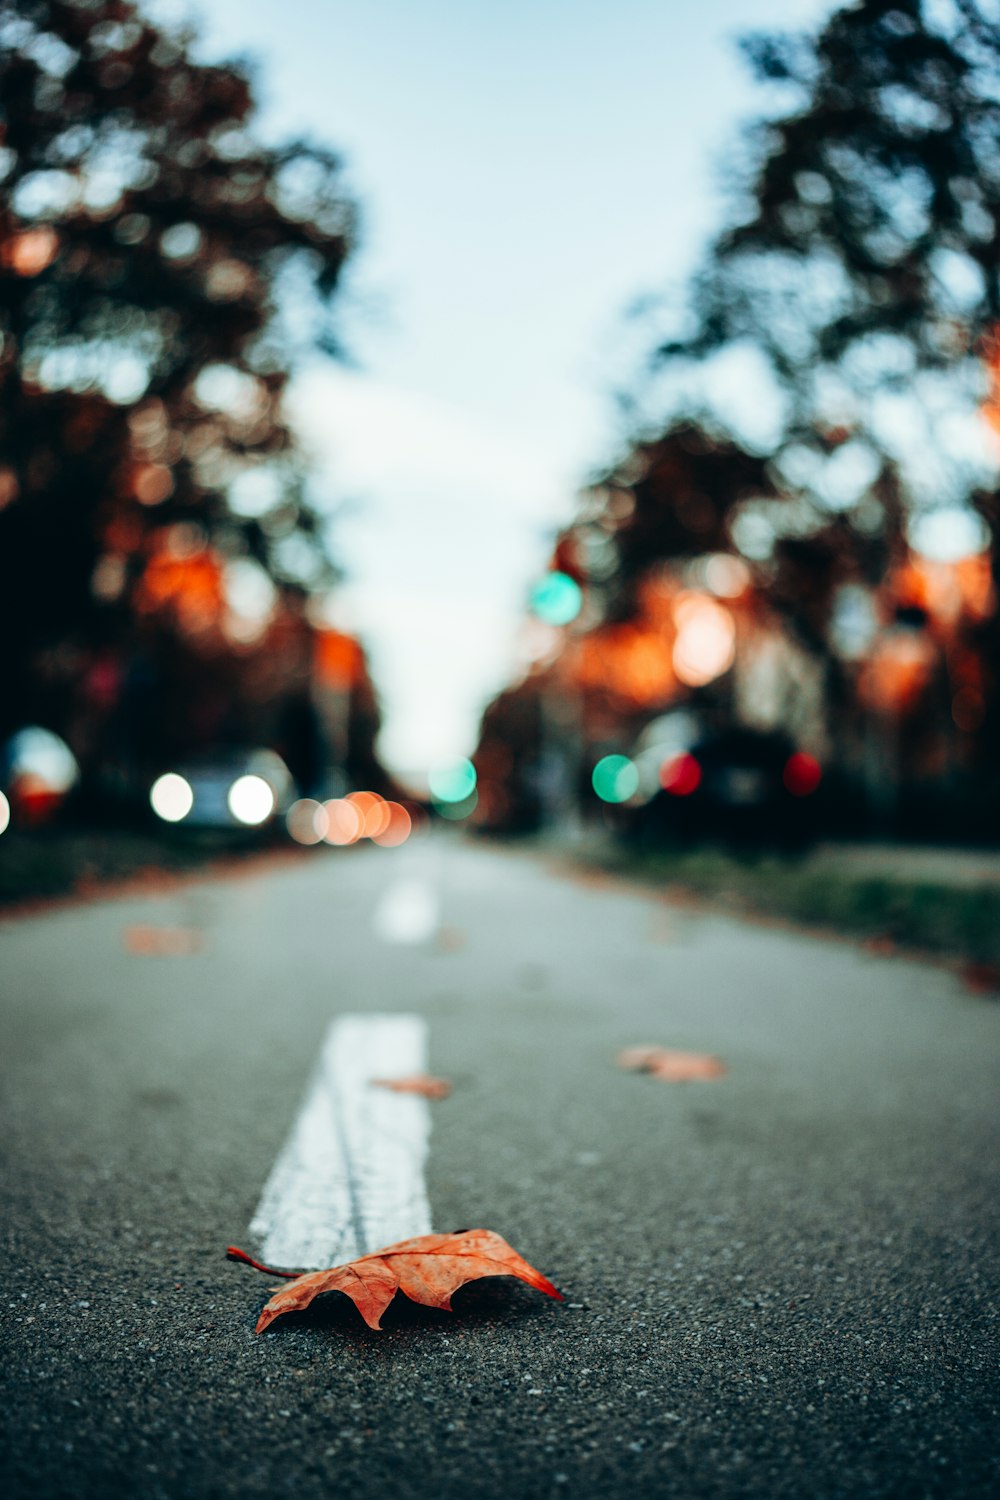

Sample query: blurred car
[626,713,823,848]
[148,748,295,834]
[1,726,80,828]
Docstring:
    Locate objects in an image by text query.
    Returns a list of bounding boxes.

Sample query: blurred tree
[675,0,999,397]
[648,0,1000,624]
[0,0,359,786]
[589,0,1000,803]
[582,422,779,621]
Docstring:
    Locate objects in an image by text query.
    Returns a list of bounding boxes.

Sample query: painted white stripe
[372,877,441,944]
[249,1013,432,1269]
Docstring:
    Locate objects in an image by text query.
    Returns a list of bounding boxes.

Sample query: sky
[160,0,841,781]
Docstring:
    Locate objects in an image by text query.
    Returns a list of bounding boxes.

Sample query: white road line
[249,1013,432,1269]
[372,877,441,944]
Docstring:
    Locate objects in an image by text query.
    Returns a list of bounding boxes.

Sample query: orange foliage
[953,553,995,621]
[314,629,364,688]
[228,1229,562,1333]
[981,328,1000,447]
[894,555,994,630]
[574,624,675,707]
[136,548,225,634]
[618,1046,728,1082]
[857,632,937,714]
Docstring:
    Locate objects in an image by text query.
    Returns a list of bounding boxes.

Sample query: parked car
[0,726,80,827]
[148,748,295,834]
[626,713,823,849]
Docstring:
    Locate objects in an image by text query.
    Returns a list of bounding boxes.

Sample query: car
[626,714,823,849]
[0,726,80,828]
[148,748,295,834]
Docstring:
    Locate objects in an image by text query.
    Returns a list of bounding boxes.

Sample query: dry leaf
[647,914,676,944]
[228,1229,563,1333]
[370,1073,452,1100]
[959,962,1000,996]
[618,1046,727,1082]
[861,934,897,957]
[123,924,203,955]
[436,925,465,952]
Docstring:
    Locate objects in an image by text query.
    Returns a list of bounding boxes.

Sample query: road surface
[1,836,997,1498]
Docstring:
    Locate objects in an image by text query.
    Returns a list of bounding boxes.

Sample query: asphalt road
[1,835,997,1499]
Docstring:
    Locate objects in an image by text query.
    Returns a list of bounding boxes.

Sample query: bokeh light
[371,801,412,847]
[150,772,194,823]
[434,789,479,821]
[783,752,822,797]
[0,790,10,836]
[323,798,362,845]
[530,571,583,626]
[428,758,477,804]
[286,798,328,845]
[704,554,750,598]
[592,754,639,803]
[5,726,79,794]
[5,226,59,277]
[347,790,390,838]
[227,774,275,826]
[660,752,702,797]
[672,596,736,687]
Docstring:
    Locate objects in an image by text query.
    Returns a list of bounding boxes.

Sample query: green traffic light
[428,758,477,804]
[592,754,639,804]
[530,571,582,626]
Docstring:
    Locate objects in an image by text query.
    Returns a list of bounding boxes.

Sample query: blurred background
[1,0,998,940]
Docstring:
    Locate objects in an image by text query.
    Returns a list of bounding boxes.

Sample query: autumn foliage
[0,0,361,788]
[228,1230,563,1333]
[618,1047,728,1082]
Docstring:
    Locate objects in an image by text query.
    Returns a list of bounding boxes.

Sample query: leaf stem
[226,1245,303,1279]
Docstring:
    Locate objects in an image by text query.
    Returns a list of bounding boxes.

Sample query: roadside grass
[0,826,292,910]
[579,842,1000,970]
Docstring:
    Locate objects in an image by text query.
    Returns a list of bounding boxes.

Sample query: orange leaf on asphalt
[228,1229,563,1333]
[370,1073,452,1100]
[959,962,1000,995]
[618,1045,727,1082]
[123,924,203,955]
[436,925,465,952]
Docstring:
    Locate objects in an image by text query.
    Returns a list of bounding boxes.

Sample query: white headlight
[150,773,194,823]
[0,790,10,836]
[227,774,275,826]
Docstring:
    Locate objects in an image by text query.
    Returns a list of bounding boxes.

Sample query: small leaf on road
[436,925,465,952]
[228,1229,563,1333]
[861,935,897,957]
[958,962,1000,996]
[122,924,203,955]
[647,914,676,943]
[618,1046,727,1081]
[370,1073,452,1100]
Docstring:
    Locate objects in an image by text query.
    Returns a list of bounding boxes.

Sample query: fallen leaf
[647,914,676,944]
[861,934,897,957]
[370,1073,452,1100]
[122,924,203,955]
[618,1046,727,1082]
[228,1229,563,1333]
[959,962,1000,996]
[436,925,465,952]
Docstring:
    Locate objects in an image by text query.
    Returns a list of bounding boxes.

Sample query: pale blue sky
[162,0,838,779]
